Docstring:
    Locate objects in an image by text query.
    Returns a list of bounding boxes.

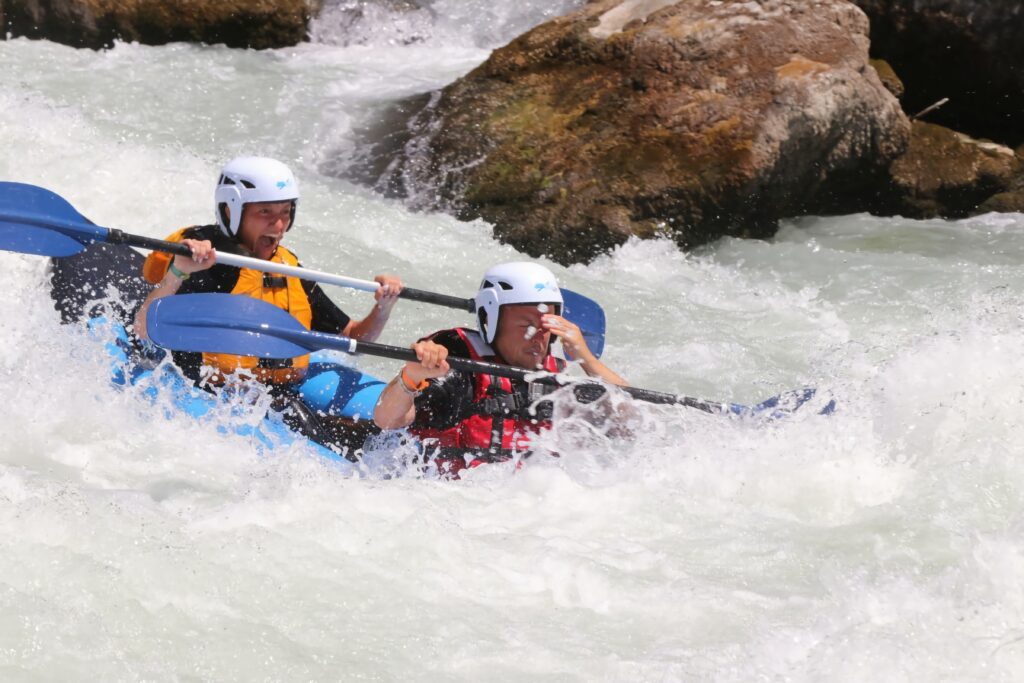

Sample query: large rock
[886,121,1022,218]
[851,0,1024,147]
[382,0,910,264]
[1,0,318,50]
[977,189,1024,215]
[975,142,1024,215]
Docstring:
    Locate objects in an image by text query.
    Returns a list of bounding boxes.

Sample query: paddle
[148,293,831,417]
[0,181,605,356]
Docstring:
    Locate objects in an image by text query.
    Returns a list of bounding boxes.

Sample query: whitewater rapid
[2,2,1024,679]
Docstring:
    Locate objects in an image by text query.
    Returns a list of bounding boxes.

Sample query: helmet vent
[219,175,235,185]
[497,281,514,290]
[240,179,256,189]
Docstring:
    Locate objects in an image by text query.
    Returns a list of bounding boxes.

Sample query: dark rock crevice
[852,0,1024,147]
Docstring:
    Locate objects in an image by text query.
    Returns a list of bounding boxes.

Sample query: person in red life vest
[133,156,403,388]
[373,262,627,476]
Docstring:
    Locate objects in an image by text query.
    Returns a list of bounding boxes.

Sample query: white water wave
[2,31,1024,681]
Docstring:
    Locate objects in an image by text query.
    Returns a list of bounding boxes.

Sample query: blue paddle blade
[0,217,92,257]
[149,293,321,358]
[0,182,108,257]
[562,288,605,358]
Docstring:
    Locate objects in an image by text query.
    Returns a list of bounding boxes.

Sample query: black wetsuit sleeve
[176,269,236,295]
[302,281,352,334]
[411,330,476,431]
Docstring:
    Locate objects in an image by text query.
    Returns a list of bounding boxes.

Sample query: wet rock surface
[885,121,1022,218]
[2,0,317,50]
[376,0,910,264]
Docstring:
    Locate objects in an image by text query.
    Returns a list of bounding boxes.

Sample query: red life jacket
[412,328,563,476]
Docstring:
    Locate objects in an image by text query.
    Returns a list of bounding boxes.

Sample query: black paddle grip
[353,338,716,409]
[353,339,548,380]
[398,287,475,312]
[107,229,193,258]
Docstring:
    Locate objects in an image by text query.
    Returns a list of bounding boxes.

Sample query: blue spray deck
[92,316,387,462]
[50,240,388,462]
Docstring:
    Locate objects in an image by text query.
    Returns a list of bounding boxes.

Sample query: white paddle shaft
[213,251,380,292]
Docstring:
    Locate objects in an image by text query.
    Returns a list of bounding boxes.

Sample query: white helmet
[214,156,299,238]
[475,262,564,344]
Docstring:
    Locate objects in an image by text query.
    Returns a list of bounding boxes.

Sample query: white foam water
[1,11,1024,679]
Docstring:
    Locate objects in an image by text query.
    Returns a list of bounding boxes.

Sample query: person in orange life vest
[373,262,626,473]
[134,156,402,386]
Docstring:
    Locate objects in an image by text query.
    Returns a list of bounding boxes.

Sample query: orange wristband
[399,368,429,394]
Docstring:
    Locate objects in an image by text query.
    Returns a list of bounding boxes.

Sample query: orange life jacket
[143,228,313,384]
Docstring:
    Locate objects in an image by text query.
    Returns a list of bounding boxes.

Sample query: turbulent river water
[2,2,1023,680]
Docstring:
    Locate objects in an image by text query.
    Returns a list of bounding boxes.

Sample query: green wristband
[168,261,190,281]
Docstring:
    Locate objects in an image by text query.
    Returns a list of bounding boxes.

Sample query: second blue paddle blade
[562,288,606,358]
[149,293,313,359]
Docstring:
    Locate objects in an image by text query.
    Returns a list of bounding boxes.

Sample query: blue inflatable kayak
[50,242,387,462]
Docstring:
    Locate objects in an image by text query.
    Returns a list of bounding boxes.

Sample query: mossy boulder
[870,59,904,100]
[888,121,1022,218]
[977,191,1024,214]
[975,147,1024,214]
[383,0,910,264]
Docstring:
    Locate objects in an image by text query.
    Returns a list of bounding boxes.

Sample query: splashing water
[1,9,1024,679]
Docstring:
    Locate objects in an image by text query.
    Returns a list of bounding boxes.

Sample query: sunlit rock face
[381,0,909,264]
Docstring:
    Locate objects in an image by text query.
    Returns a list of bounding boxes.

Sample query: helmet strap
[218,204,234,236]
[286,201,297,231]
[477,307,491,344]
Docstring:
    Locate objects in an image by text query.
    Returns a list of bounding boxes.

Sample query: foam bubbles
[4,31,1024,681]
